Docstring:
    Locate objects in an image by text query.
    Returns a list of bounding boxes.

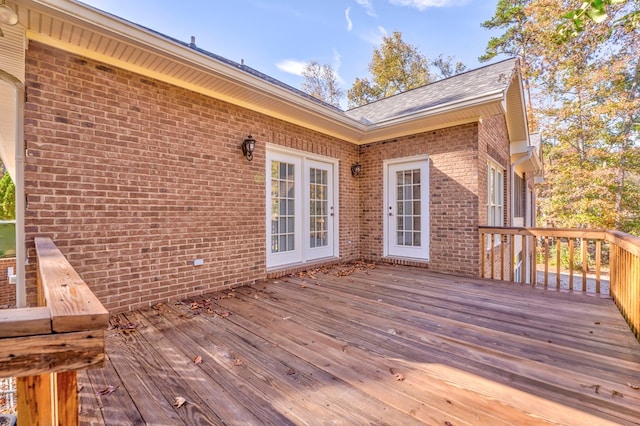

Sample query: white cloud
[276,59,307,76]
[355,0,377,17]
[388,0,468,10]
[345,7,353,31]
[360,26,388,46]
[332,49,346,85]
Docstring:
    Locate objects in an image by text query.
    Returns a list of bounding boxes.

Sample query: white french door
[384,158,429,260]
[266,150,337,269]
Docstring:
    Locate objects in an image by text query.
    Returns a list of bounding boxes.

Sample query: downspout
[14,82,25,307]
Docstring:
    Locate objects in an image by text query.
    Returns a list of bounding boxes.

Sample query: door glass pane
[396,169,421,247]
[309,167,328,249]
[271,160,295,253]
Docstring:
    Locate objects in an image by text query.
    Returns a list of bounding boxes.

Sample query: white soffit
[12,0,512,145]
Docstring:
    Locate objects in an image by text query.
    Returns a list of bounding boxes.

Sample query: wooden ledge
[35,237,109,333]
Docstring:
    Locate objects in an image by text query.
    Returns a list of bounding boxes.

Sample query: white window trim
[487,159,505,247]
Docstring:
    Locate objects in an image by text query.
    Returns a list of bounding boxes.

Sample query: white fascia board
[26,0,365,132]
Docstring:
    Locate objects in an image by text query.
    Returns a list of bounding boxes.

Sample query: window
[514,173,524,218]
[487,161,504,246]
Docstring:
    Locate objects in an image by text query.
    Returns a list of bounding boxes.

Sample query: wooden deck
[78,263,640,425]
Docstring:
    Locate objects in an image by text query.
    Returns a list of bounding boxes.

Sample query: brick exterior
[23,42,515,312]
[0,257,16,307]
[23,43,359,312]
[359,124,481,276]
[478,115,513,277]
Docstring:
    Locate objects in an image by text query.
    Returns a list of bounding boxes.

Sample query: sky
[80,0,504,109]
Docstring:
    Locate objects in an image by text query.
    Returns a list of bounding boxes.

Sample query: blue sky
[81,0,503,107]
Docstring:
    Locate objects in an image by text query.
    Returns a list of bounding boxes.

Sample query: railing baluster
[531,235,537,286]
[569,238,574,291]
[510,234,515,282]
[480,232,485,278]
[596,239,601,294]
[500,235,505,281]
[521,235,526,284]
[556,238,561,289]
[581,238,587,292]
[544,237,549,288]
[490,233,495,279]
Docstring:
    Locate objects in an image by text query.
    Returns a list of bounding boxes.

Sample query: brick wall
[24,43,359,312]
[478,115,512,277]
[22,43,515,311]
[0,257,16,307]
[359,124,481,276]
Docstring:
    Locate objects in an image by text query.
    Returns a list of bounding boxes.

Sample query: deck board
[79,264,640,425]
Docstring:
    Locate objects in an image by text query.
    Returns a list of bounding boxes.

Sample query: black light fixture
[351,163,362,178]
[242,135,256,161]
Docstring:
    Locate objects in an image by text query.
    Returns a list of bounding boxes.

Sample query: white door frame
[383,155,429,261]
[266,145,339,269]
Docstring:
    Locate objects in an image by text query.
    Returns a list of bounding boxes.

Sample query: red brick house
[0,0,541,312]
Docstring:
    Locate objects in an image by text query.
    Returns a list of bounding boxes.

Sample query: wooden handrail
[0,237,109,425]
[479,226,640,342]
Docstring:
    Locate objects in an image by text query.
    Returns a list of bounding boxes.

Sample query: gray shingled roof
[344,58,518,124]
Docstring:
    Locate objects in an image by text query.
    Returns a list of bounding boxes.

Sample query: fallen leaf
[627,383,640,390]
[193,355,202,365]
[233,358,243,366]
[581,384,601,394]
[612,390,624,398]
[174,396,187,408]
[286,368,295,375]
[389,368,405,381]
[96,385,119,396]
[445,422,453,426]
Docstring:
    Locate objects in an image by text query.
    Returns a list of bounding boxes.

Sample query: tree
[347,31,432,108]
[431,54,467,79]
[300,61,344,108]
[0,171,15,220]
[557,0,639,40]
[479,0,537,129]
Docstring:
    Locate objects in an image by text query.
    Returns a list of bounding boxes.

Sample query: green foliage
[482,0,640,236]
[0,172,15,220]
[347,31,433,108]
[479,0,530,62]
[556,0,638,41]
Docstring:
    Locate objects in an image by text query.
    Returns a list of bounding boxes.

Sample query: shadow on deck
[78,263,640,425]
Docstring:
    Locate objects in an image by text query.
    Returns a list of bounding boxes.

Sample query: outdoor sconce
[242,135,256,161]
[0,0,19,37]
[351,163,362,178]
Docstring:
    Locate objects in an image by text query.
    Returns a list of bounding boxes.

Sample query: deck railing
[479,227,640,341]
[0,237,109,425]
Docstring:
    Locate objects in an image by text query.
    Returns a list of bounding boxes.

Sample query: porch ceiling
[11,0,505,145]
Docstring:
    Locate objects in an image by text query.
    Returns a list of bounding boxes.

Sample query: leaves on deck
[627,382,640,390]
[389,368,405,381]
[581,384,601,394]
[173,396,187,408]
[612,390,624,398]
[296,260,376,279]
[233,357,243,366]
[96,385,118,396]
[111,319,138,334]
[193,355,202,365]
[184,298,232,318]
[285,368,296,375]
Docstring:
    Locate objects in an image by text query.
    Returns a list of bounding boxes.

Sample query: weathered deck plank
[79,264,640,425]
